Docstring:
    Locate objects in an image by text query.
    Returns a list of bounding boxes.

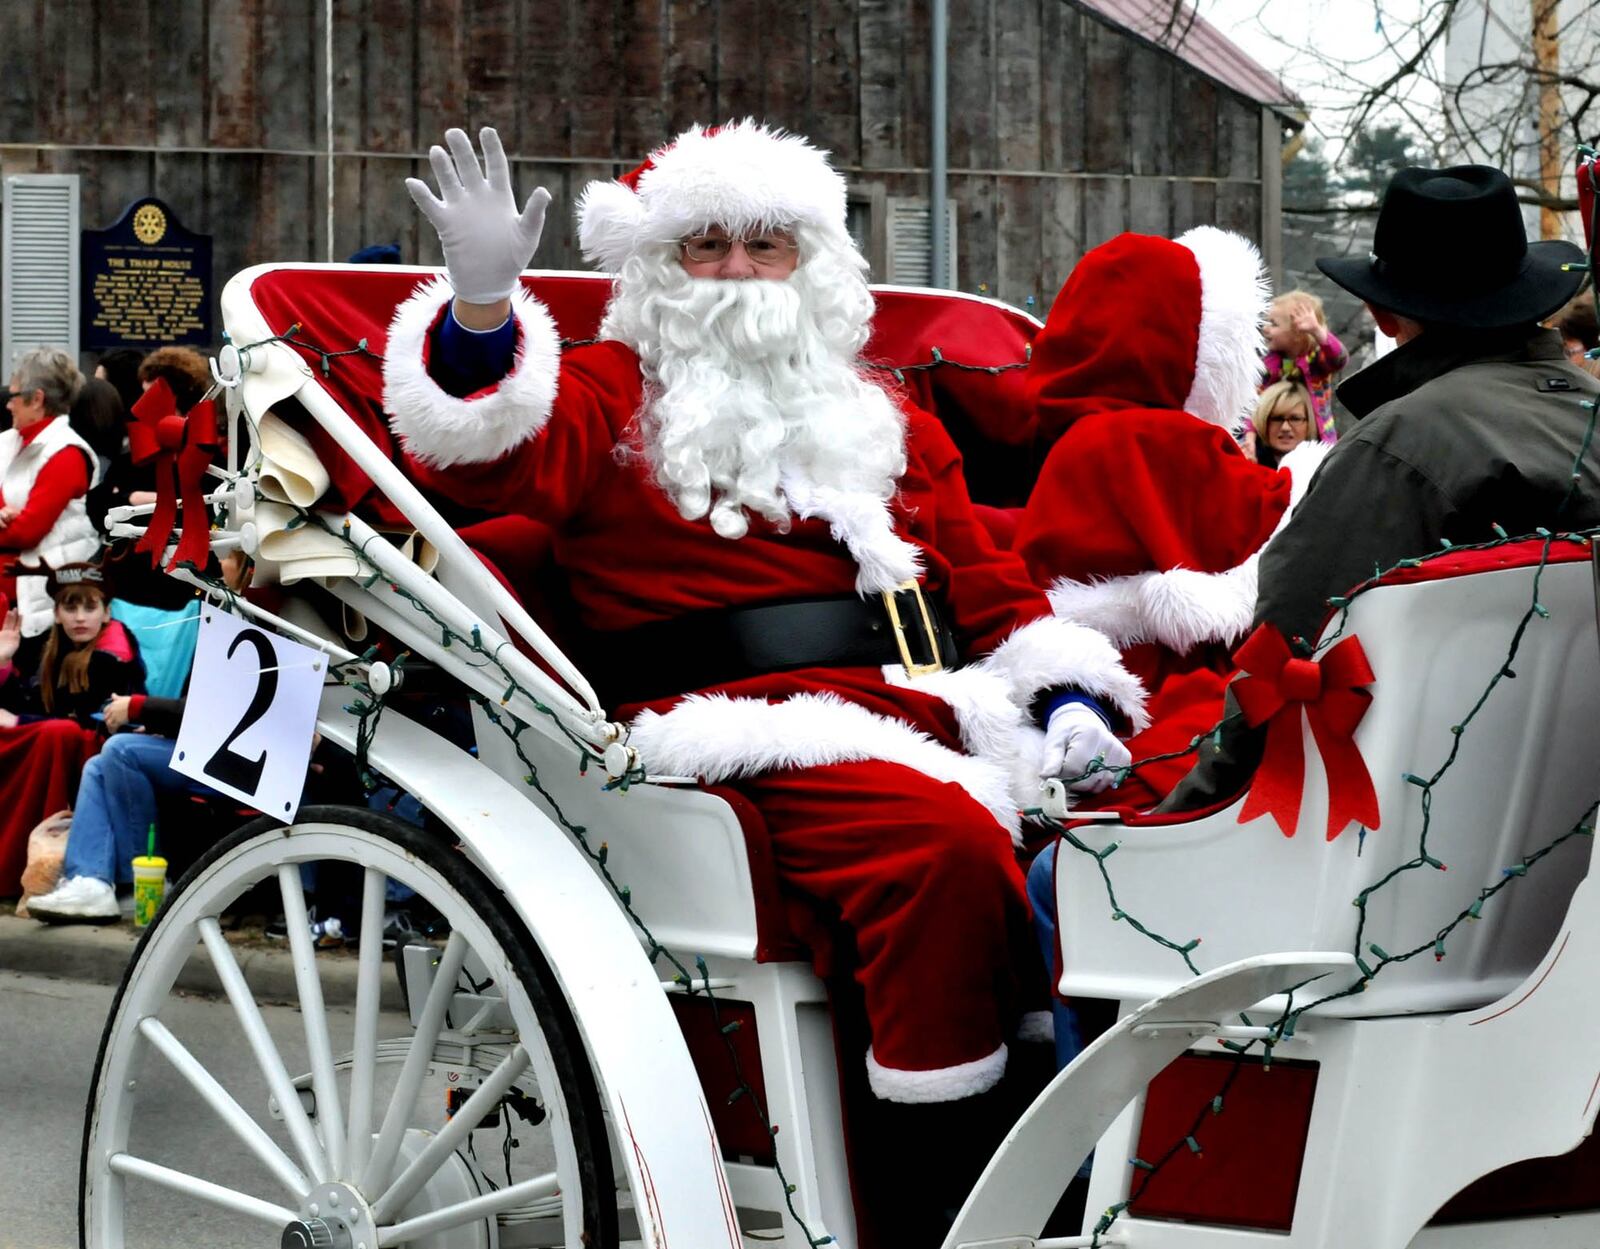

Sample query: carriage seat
[1055,538,1600,1018]
[458,512,811,964]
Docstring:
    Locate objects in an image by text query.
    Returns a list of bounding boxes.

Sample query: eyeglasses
[680,232,799,265]
[4,391,22,404]
[1266,413,1309,426]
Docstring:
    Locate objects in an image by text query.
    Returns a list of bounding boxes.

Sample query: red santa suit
[1014,228,1327,808]
[382,122,1147,1104]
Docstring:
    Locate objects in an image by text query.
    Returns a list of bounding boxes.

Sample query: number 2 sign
[171,609,327,821]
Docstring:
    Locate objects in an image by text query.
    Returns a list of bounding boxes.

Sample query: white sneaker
[29,876,121,924]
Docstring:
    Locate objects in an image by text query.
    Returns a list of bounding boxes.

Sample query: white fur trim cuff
[1177,226,1268,433]
[1048,561,1258,654]
[866,1043,1008,1103]
[383,276,562,468]
[1045,443,1331,654]
[1016,1010,1055,1045]
[975,616,1149,732]
[628,691,1021,838]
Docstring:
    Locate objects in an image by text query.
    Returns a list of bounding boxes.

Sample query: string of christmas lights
[183,431,834,1242]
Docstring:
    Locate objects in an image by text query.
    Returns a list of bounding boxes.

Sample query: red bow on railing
[127,378,219,571]
[1232,623,1381,841]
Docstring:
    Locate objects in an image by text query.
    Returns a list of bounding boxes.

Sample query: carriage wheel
[80,805,618,1249]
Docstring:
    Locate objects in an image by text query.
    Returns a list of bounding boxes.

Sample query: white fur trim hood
[866,1043,1008,1103]
[578,120,851,272]
[1047,439,1332,652]
[383,276,562,468]
[1176,226,1269,432]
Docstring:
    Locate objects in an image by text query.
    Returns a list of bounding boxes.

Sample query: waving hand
[406,127,552,304]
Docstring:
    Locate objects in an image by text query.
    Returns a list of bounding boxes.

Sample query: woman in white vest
[0,347,99,637]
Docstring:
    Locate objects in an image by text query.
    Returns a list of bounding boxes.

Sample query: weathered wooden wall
[0,0,1271,324]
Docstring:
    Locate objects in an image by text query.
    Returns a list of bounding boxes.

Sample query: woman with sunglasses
[0,347,98,640]
[1249,379,1318,467]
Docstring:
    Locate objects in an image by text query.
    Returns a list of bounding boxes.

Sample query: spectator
[0,347,97,638]
[0,561,144,726]
[1553,296,1600,379]
[70,376,128,484]
[1249,379,1317,468]
[94,347,146,412]
[137,345,211,411]
[30,549,249,923]
[0,562,143,896]
[1262,289,1347,443]
[25,692,202,922]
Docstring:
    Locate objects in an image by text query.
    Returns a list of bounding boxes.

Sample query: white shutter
[884,197,958,288]
[3,174,80,369]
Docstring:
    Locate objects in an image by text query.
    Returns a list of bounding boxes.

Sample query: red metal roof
[1075,0,1304,117]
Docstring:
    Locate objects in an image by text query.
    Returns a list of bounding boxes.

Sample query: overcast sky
[1193,0,1439,147]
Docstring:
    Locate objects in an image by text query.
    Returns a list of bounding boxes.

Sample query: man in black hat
[1164,164,1600,810]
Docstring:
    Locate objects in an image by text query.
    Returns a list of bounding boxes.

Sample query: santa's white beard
[601,243,909,541]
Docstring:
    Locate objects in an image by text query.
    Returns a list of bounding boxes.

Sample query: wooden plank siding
[1,0,1281,349]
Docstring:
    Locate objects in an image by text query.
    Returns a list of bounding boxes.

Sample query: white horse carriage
[81,260,1600,1249]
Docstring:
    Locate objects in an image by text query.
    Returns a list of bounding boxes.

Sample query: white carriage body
[168,261,1600,1249]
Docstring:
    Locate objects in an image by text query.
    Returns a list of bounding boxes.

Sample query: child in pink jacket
[1262,289,1347,442]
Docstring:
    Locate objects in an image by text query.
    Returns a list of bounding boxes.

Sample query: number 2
[202,629,279,793]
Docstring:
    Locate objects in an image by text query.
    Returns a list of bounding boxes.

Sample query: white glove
[405,127,552,304]
[1041,703,1132,795]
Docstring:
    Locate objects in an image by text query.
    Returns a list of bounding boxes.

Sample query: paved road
[0,969,417,1249]
[1,964,598,1249]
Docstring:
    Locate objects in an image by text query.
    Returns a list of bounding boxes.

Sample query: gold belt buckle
[881,579,945,676]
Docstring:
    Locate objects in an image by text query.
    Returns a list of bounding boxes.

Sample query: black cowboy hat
[1318,165,1585,328]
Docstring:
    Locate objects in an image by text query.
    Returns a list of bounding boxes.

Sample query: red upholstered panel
[1128,1052,1319,1231]
[1372,535,1592,586]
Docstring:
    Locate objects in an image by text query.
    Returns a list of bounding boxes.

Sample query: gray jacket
[1164,325,1600,810]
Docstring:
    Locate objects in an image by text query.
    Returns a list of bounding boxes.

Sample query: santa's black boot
[860,1085,1016,1249]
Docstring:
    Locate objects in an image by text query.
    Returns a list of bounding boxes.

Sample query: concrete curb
[0,913,407,1012]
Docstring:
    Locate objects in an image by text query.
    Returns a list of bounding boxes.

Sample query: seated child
[0,561,144,896]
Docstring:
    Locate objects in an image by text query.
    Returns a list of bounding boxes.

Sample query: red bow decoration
[127,378,220,571]
[1232,623,1380,841]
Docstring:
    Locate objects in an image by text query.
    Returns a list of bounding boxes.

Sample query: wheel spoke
[107,1152,297,1227]
[372,1044,531,1222]
[345,866,389,1178]
[376,1171,560,1246]
[361,929,470,1197]
[138,1017,309,1200]
[278,864,347,1177]
[198,916,330,1182]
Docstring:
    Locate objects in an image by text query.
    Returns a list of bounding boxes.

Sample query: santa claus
[1014,227,1328,809]
[382,122,1146,1226]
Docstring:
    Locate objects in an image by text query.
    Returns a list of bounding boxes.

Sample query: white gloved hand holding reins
[1041,702,1132,795]
[406,127,551,304]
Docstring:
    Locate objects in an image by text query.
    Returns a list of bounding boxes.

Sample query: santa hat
[1028,226,1268,439]
[577,120,850,272]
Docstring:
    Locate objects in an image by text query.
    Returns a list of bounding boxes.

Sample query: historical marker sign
[81,197,213,351]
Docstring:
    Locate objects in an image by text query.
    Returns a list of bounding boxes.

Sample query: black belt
[589,580,962,706]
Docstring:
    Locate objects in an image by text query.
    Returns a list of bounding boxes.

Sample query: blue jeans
[1027,842,1083,1071]
[63,734,212,885]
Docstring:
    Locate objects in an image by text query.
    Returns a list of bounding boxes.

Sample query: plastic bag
[15,809,72,917]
